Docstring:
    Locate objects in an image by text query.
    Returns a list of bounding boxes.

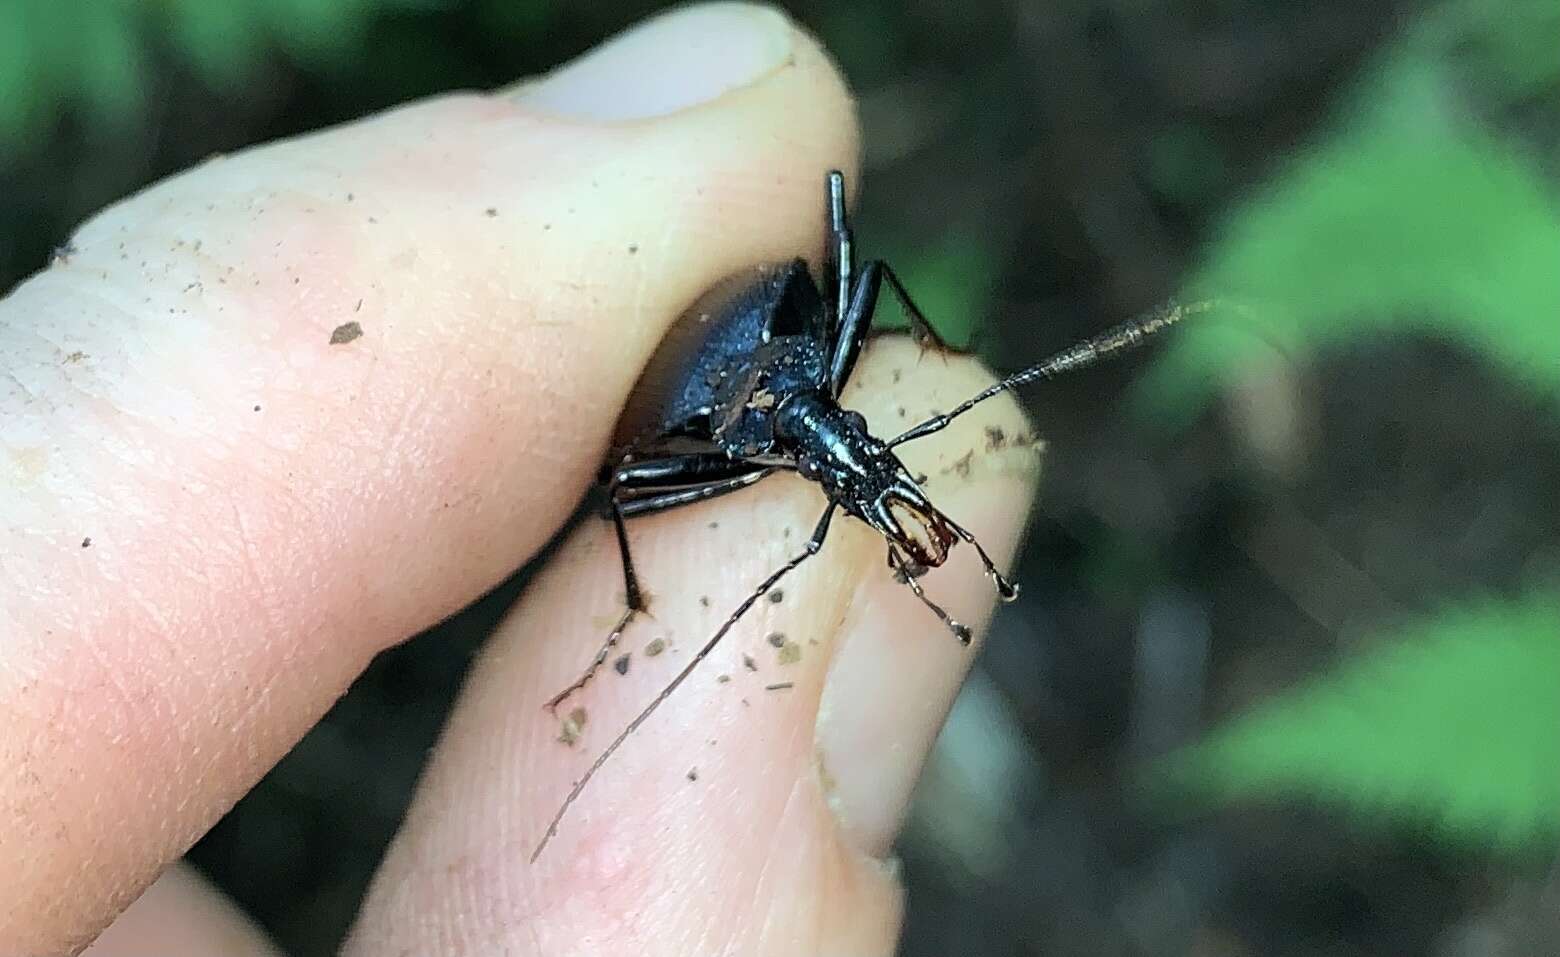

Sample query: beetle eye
[797,458,820,480]
[844,411,869,433]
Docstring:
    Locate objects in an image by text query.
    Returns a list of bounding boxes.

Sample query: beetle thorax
[773,392,958,567]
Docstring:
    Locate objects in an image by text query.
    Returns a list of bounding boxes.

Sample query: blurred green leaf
[1137,33,1560,428]
[0,0,449,152]
[262,0,370,65]
[0,2,38,142]
[1419,0,1560,102]
[74,2,146,127]
[1153,593,1560,849]
[163,0,265,88]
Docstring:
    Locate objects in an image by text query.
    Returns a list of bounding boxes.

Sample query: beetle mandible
[531,171,1197,860]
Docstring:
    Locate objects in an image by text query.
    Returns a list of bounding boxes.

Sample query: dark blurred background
[4,1,1559,954]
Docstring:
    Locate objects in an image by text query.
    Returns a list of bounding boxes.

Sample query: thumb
[342,15,1035,957]
[1,2,855,952]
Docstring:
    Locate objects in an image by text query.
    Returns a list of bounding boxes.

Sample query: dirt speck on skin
[816,750,838,796]
[485,207,498,217]
[558,707,588,746]
[891,369,902,384]
[778,641,802,665]
[944,450,975,479]
[708,521,719,530]
[80,537,91,548]
[329,321,363,345]
[645,638,667,658]
[985,425,1007,451]
[63,351,86,364]
[628,243,639,254]
[686,767,698,781]
[767,589,784,604]
[766,632,786,648]
[717,674,731,684]
[765,682,794,692]
[743,654,758,672]
[613,654,630,676]
[699,596,711,608]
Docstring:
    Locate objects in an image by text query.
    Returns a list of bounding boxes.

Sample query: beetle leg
[826,259,880,397]
[887,545,972,645]
[617,467,775,517]
[545,459,776,711]
[827,257,959,398]
[532,501,838,862]
[823,170,853,335]
[877,261,955,354]
[939,511,1021,601]
[545,497,644,712]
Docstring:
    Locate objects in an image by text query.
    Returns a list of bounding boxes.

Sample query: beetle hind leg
[545,499,646,712]
[544,458,778,712]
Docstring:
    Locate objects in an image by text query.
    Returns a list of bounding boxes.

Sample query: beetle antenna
[886,299,1212,449]
[531,503,838,863]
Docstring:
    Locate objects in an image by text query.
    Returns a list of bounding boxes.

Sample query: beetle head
[869,480,957,569]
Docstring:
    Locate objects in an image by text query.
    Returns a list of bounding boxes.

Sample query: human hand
[3,5,1036,955]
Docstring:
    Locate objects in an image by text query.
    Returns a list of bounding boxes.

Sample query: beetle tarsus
[889,546,971,644]
[544,605,638,713]
[941,512,1021,603]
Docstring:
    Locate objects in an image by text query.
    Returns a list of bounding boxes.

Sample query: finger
[82,865,280,957]
[344,337,1039,957]
[0,3,856,951]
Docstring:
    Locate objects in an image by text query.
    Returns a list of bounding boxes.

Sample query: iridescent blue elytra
[611,258,828,459]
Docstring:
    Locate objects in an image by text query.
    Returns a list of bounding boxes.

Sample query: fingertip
[345,337,1038,955]
[83,865,280,957]
[817,337,1042,857]
[0,7,864,953]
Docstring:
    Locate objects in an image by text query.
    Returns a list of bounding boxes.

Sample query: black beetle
[532,171,1196,860]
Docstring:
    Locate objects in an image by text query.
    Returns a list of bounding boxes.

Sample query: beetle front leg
[887,545,972,645]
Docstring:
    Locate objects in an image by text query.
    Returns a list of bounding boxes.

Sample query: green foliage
[1155,593,1560,850]
[0,0,437,148]
[1136,1,1560,429]
[1132,0,1560,854]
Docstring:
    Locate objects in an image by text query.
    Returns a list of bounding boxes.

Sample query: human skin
[3,5,1036,955]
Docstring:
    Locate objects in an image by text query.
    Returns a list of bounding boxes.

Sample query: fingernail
[512,3,794,121]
